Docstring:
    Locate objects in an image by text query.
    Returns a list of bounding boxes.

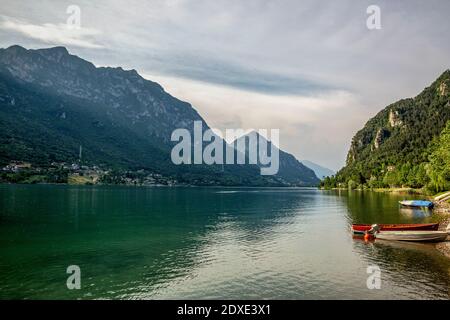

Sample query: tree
[383,170,400,188]
[426,122,450,192]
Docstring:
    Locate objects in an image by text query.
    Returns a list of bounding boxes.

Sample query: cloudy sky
[1,0,449,170]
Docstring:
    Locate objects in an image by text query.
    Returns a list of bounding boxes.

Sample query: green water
[0,185,448,299]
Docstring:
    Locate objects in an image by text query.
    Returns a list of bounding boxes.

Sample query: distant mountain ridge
[235,132,320,186]
[300,160,334,180]
[0,45,320,186]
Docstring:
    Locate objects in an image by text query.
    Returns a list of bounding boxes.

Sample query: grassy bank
[67,175,95,185]
[321,186,427,195]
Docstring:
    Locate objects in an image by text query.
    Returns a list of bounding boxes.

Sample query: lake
[0,185,448,299]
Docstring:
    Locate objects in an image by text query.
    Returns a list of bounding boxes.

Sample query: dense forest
[321,70,450,193]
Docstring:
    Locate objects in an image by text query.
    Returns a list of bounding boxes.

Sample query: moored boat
[399,200,433,208]
[374,230,447,242]
[352,223,439,235]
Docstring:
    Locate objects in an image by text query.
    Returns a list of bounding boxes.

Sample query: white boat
[375,230,448,242]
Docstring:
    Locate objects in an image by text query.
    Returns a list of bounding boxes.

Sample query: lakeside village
[0,146,179,186]
[0,160,179,186]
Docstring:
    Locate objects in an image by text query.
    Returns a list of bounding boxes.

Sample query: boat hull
[352,223,439,235]
[399,200,433,208]
[375,231,447,242]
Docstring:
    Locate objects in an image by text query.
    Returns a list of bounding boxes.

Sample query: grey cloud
[143,53,335,95]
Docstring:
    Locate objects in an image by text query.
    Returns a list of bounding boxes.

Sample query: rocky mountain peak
[36,46,69,62]
[0,45,205,140]
[431,69,450,97]
[234,130,320,185]
[4,44,27,54]
[388,109,403,127]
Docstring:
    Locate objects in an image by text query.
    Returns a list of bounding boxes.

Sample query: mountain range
[0,45,320,186]
[300,160,335,180]
[235,132,319,186]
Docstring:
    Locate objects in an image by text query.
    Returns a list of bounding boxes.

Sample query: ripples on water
[0,185,448,299]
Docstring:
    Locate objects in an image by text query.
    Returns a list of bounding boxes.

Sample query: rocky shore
[434,201,450,258]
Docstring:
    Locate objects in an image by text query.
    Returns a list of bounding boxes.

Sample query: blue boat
[399,200,434,208]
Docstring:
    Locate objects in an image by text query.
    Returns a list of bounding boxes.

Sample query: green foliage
[382,170,399,188]
[0,168,69,184]
[348,179,357,190]
[327,70,450,191]
[426,122,450,192]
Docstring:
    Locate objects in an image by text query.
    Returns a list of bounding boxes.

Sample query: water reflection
[400,208,432,218]
[0,185,448,299]
[352,238,449,299]
[340,190,439,225]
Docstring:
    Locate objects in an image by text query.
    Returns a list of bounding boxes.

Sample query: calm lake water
[0,185,448,299]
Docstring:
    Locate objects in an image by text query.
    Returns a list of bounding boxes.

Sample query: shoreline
[433,201,450,258]
[0,182,319,188]
[321,187,426,194]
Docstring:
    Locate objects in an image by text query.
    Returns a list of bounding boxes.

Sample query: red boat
[352,223,439,235]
